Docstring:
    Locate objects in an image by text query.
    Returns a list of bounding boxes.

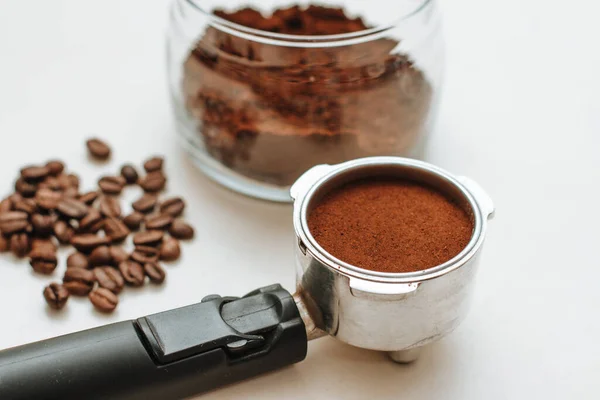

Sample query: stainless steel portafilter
[0,157,494,399]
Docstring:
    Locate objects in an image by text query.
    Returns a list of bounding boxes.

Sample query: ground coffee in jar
[307,179,473,273]
[182,5,432,187]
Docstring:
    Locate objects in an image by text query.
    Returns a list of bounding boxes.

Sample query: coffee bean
[79,208,102,232]
[71,234,111,253]
[13,198,37,215]
[109,246,129,264]
[15,178,37,197]
[0,235,8,252]
[103,217,130,243]
[123,212,143,231]
[99,196,121,218]
[131,245,159,264]
[88,245,112,267]
[35,188,62,210]
[160,237,181,261]
[145,214,173,231]
[53,220,75,244]
[20,165,50,182]
[10,233,30,258]
[67,174,80,189]
[67,251,89,269]
[56,174,78,190]
[94,267,124,294]
[57,198,89,220]
[133,230,164,247]
[0,211,29,234]
[144,262,166,284]
[119,260,145,286]
[132,194,157,214]
[143,157,164,173]
[31,214,56,236]
[0,198,12,214]
[39,176,62,191]
[159,197,185,217]
[87,219,105,234]
[120,164,139,184]
[86,138,111,160]
[63,268,96,296]
[98,176,125,195]
[45,160,65,176]
[31,238,57,253]
[139,172,166,192]
[89,288,118,312]
[43,283,70,310]
[78,191,99,206]
[63,187,79,199]
[29,246,58,274]
[169,220,195,240]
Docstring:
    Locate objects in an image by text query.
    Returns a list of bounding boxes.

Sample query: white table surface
[1,1,599,399]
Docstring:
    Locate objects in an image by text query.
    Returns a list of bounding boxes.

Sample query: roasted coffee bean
[53,220,75,244]
[0,211,29,234]
[14,177,37,197]
[31,238,57,253]
[94,267,124,294]
[132,194,157,214]
[88,245,113,267]
[67,251,89,269]
[0,198,12,214]
[0,235,8,252]
[63,268,96,296]
[62,187,79,198]
[57,198,88,220]
[35,188,62,210]
[86,138,111,160]
[123,212,143,231]
[13,198,37,215]
[89,288,118,312]
[10,233,30,258]
[56,174,76,190]
[31,214,56,236]
[86,219,105,234]
[29,247,58,274]
[70,234,111,253]
[169,220,195,240]
[39,176,62,191]
[79,208,102,232]
[98,176,125,195]
[133,230,164,247]
[139,172,166,192]
[45,160,65,176]
[20,165,50,182]
[145,214,173,231]
[120,164,139,184]
[144,262,166,284]
[103,217,129,243]
[159,197,185,217]
[67,174,80,189]
[160,237,181,261]
[43,283,69,310]
[143,157,164,173]
[131,245,159,264]
[109,246,129,264]
[99,196,121,218]
[119,260,145,287]
[78,191,99,205]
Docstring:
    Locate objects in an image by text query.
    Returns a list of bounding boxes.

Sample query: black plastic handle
[0,284,307,400]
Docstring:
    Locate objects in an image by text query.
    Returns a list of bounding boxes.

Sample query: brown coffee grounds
[307,179,473,273]
[182,5,431,186]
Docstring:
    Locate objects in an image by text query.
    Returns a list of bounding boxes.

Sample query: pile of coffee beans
[0,138,195,313]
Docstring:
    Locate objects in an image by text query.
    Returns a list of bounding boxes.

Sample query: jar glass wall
[167,0,444,201]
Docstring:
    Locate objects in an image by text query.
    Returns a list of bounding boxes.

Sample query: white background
[1,0,599,399]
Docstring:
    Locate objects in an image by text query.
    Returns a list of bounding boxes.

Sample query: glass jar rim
[183,0,433,47]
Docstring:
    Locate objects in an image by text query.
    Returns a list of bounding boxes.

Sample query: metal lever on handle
[0,284,308,400]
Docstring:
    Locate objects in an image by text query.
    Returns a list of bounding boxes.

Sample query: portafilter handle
[0,284,308,400]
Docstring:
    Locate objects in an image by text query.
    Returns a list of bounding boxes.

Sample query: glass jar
[167,0,444,202]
